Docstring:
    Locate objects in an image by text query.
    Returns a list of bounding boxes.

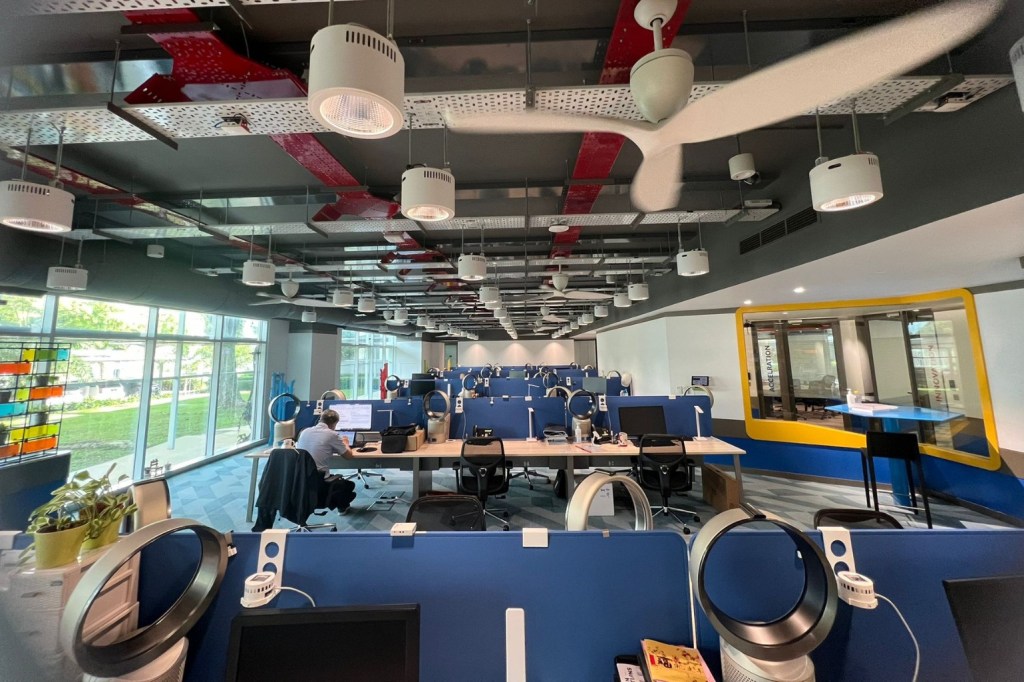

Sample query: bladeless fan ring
[423,389,451,419]
[267,392,301,424]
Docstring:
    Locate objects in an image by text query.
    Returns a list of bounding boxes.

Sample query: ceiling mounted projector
[729,152,757,181]
[241,259,275,287]
[0,180,75,233]
[146,244,165,259]
[810,153,883,212]
[594,304,609,318]
[614,292,632,308]
[479,285,499,303]
[401,166,455,221]
[308,24,404,138]
[457,253,486,281]
[332,288,354,307]
[677,249,710,277]
[628,282,650,301]
[281,279,300,298]
[301,310,317,323]
[357,295,376,313]
[46,265,88,291]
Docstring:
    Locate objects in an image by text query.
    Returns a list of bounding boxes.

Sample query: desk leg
[412,459,432,498]
[566,455,576,498]
[732,454,745,503]
[246,456,259,523]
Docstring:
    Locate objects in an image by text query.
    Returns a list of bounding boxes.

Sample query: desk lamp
[693,405,709,440]
[526,407,537,441]
[378,409,395,427]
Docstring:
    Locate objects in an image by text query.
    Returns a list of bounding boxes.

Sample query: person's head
[320,409,339,428]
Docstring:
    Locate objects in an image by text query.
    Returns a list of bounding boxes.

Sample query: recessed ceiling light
[743,300,752,305]
[793,287,806,294]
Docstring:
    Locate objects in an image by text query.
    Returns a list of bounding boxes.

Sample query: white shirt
[295,423,351,473]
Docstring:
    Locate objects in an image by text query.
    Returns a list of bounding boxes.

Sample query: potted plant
[22,478,91,569]
[79,465,137,551]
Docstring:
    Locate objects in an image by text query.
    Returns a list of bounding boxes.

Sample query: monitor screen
[334,402,373,430]
[410,372,433,380]
[508,370,526,379]
[691,375,710,386]
[943,575,1024,682]
[582,376,608,394]
[617,405,667,437]
[409,379,435,396]
[226,605,420,682]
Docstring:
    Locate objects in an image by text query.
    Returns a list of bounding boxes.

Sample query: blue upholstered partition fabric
[606,395,713,438]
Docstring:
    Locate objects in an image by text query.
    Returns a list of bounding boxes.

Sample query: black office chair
[344,467,386,489]
[636,434,701,535]
[454,437,511,531]
[406,494,485,531]
[863,431,933,529]
[253,448,352,532]
[508,464,550,489]
[813,508,903,529]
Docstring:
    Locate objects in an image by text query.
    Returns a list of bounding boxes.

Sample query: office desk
[244,438,746,521]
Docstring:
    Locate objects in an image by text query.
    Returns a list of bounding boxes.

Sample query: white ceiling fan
[447,0,1004,212]
[536,268,613,301]
[250,292,338,308]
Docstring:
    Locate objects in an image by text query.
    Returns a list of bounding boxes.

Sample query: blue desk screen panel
[606,395,712,438]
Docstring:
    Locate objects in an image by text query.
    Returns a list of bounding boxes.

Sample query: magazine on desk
[639,639,714,682]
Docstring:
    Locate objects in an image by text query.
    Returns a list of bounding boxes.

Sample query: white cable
[277,586,317,608]
[877,593,919,682]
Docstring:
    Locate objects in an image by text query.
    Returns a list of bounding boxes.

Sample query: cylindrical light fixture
[582,312,595,325]
[729,152,757,181]
[146,244,165,259]
[0,180,75,233]
[357,295,376,313]
[301,310,317,323]
[628,282,649,301]
[241,259,276,287]
[416,314,428,327]
[307,24,405,139]
[810,153,883,212]
[425,317,437,330]
[437,322,450,333]
[570,319,580,330]
[382,309,394,321]
[457,253,486,281]
[614,292,631,308]
[401,166,455,221]
[479,285,499,303]
[484,299,501,311]
[46,265,88,291]
[332,288,354,307]
[394,308,409,323]
[495,307,509,319]
[676,249,710,277]
[594,304,609,318]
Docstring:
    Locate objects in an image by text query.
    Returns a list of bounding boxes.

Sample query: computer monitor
[508,370,526,379]
[409,379,435,396]
[226,605,420,682]
[617,405,667,439]
[582,376,608,394]
[943,574,1024,682]
[334,402,373,430]
[411,372,433,380]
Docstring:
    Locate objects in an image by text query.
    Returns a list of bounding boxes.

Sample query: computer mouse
[357,446,377,453]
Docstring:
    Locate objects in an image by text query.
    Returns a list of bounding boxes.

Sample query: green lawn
[61,394,250,471]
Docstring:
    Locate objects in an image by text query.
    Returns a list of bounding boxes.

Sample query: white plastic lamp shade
[241,259,276,287]
[628,282,649,301]
[511,333,518,339]
[425,318,437,330]
[548,221,570,234]
[46,265,87,291]
[484,299,501,310]
[415,314,428,327]
[576,316,586,327]
[809,153,883,212]
[630,48,694,124]
[570,319,580,330]
[401,166,455,221]
[382,309,394,321]
[1012,37,1024,112]
[457,253,486,281]
[0,180,75,233]
[729,153,757,181]
[280,279,300,298]
[437,322,450,333]
[332,288,354,307]
[357,295,376,313]
[479,285,499,303]
[582,312,595,325]
[594,304,609,318]
[301,310,317,323]
[147,244,165,259]
[394,308,409,323]
[540,305,551,317]
[676,249,710,277]
[613,292,631,308]
[495,307,509,319]
[307,24,405,139]
[551,272,570,291]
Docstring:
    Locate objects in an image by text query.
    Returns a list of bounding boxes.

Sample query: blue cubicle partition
[134,528,1024,681]
[138,531,691,682]
[605,395,712,438]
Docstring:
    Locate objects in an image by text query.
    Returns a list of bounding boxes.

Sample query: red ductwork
[123,9,398,221]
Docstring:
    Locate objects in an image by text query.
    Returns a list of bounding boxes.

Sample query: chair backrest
[131,478,171,530]
[459,437,507,500]
[406,495,485,531]
[814,508,902,529]
[866,430,920,461]
[461,437,505,466]
[637,435,690,494]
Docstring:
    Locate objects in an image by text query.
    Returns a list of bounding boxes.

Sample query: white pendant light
[301,310,317,323]
[415,314,428,327]
[382,309,394,321]
[437,322,450,333]
[479,285,499,303]
[402,166,455,221]
[307,21,404,139]
[594,304,609,318]
[809,106,883,212]
[540,305,551,317]
[628,282,649,301]
[729,152,757,181]
[394,308,409,323]
[570,319,580,330]
[47,243,88,292]
[1,127,75,233]
[495,307,509,319]
[241,259,275,287]
[146,244,165,259]
[582,312,595,325]
[425,317,437,330]
[614,291,631,308]
[483,299,501,311]
[332,288,354,307]
[281,278,300,298]
[457,253,486,281]
[357,295,376,313]
[676,249,710,276]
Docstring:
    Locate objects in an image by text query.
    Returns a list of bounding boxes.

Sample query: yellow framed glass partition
[736,289,1000,470]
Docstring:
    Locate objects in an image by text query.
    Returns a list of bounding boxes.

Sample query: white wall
[975,288,1024,452]
[286,329,340,399]
[457,340,574,367]
[596,318,670,396]
[664,315,745,420]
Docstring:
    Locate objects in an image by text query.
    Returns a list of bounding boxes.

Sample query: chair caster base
[683,527,691,535]
[693,515,700,523]
[502,525,510,531]
[364,484,370,489]
[381,476,386,481]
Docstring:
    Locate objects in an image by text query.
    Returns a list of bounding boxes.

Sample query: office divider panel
[606,395,712,438]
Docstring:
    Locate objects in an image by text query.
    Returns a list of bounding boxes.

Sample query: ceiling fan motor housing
[552,272,570,290]
[630,48,694,123]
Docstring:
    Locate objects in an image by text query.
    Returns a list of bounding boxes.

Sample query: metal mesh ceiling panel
[431,216,525,230]
[640,208,779,224]
[529,213,638,227]
[318,219,421,234]
[17,0,323,12]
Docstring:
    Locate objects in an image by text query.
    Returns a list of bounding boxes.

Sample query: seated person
[295,409,353,476]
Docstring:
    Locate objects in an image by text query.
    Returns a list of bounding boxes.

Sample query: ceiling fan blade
[563,290,612,301]
[291,298,339,308]
[543,315,570,323]
[631,145,683,212]
[446,109,652,142]
[666,0,1004,145]
[248,299,285,306]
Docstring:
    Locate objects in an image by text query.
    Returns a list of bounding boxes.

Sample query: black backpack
[380,424,417,453]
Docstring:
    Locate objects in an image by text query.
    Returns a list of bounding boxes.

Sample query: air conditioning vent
[760,221,787,245]
[739,234,761,255]
[785,207,818,233]
[739,207,818,255]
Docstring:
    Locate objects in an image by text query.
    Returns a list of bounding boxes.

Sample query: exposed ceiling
[0,0,1020,340]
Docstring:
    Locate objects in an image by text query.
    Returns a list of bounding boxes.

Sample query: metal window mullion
[133,333,158,480]
[205,319,224,457]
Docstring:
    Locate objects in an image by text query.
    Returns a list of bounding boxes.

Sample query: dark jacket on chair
[252,448,356,532]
